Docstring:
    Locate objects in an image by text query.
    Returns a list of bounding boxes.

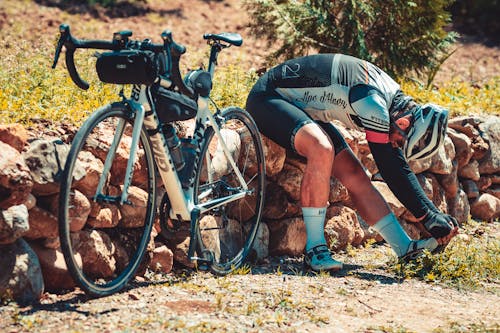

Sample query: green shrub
[450,0,500,38]
[243,0,457,77]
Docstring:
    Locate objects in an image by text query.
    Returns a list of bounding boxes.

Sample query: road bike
[52,24,265,297]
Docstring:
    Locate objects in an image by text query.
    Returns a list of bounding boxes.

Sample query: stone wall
[0,115,498,302]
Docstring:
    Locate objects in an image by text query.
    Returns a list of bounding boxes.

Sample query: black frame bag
[96,50,159,85]
[151,84,198,123]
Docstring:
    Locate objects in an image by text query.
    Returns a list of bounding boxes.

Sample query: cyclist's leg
[247,89,342,271]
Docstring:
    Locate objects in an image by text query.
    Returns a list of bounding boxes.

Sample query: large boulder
[0,238,44,304]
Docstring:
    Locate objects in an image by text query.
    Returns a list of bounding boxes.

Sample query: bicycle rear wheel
[193,106,265,274]
[58,103,156,296]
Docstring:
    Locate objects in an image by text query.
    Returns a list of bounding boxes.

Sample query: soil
[0,1,499,332]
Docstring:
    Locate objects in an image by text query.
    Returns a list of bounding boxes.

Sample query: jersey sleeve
[348,84,391,143]
[369,142,437,218]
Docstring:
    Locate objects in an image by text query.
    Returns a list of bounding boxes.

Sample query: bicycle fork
[94,105,145,205]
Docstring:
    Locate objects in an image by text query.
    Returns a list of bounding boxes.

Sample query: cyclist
[246,53,459,271]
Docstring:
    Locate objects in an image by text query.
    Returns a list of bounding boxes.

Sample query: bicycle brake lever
[52,24,70,69]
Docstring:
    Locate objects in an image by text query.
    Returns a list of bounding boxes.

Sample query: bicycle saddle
[203,32,243,46]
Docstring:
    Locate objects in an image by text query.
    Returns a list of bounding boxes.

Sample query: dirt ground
[1,243,499,332]
[0,1,499,332]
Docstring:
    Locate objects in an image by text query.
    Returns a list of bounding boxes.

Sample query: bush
[244,0,457,77]
[450,0,500,39]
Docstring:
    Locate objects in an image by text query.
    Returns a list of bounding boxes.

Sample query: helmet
[403,103,448,161]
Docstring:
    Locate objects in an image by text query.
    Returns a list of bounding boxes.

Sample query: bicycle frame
[96,82,251,223]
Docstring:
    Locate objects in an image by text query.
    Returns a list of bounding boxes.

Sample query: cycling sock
[372,213,411,257]
[302,207,328,251]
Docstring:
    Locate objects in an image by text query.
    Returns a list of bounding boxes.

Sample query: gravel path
[1,245,498,333]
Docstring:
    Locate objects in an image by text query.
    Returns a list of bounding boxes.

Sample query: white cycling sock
[302,207,327,251]
[372,213,411,257]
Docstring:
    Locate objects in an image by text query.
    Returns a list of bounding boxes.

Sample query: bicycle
[52,24,265,297]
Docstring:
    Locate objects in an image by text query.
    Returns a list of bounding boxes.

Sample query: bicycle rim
[193,106,265,274]
[58,103,156,296]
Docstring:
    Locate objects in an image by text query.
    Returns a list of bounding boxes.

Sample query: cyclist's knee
[294,123,334,163]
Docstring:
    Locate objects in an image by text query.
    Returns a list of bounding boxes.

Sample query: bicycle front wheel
[58,103,156,297]
[193,106,265,274]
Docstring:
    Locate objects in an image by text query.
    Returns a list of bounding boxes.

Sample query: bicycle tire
[58,102,156,297]
[193,106,265,274]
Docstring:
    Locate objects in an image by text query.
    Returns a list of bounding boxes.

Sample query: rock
[325,204,364,250]
[458,160,480,181]
[23,193,37,210]
[72,150,103,197]
[22,139,74,196]
[87,205,121,228]
[372,181,406,218]
[436,160,459,199]
[24,206,58,240]
[0,238,44,304]
[329,178,350,205]
[227,177,261,223]
[275,163,303,202]
[486,185,500,200]
[196,215,222,262]
[447,129,472,168]
[0,205,29,245]
[246,221,269,261]
[82,123,147,188]
[262,182,289,220]
[115,186,149,228]
[268,217,306,256]
[461,180,480,200]
[30,243,78,292]
[428,173,448,214]
[217,217,244,261]
[170,237,195,269]
[470,193,500,221]
[0,124,29,152]
[259,135,286,177]
[478,116,500,175]
[447,189,470,225]
[70,229,116,278]
[477,176,493,191]
[0,141,33,209]
[471,136,489,161]
[428,136,455,175]
[150,244,174,273]
[408,156,432,174]
[210,128,241,178]
[48,190,91,232]
[447,115,483,136]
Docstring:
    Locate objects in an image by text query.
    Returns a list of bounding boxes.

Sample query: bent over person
[246,54,459,272]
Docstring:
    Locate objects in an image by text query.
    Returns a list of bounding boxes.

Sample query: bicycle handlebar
[52,24,195,98]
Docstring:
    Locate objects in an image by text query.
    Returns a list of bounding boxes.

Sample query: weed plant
[391,220,500,290]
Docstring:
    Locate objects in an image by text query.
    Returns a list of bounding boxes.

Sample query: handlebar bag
[96,50,159,85]
[151,84,198,123]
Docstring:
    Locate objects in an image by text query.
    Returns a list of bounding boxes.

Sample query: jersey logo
[282,63,300,79]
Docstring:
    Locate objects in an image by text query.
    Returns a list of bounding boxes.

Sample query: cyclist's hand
[421,211,458,238]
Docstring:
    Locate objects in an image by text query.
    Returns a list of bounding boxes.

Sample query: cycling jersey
[246,53,434,219]
[264,53,409,143]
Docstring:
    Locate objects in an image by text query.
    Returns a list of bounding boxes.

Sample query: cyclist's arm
[369,140,438,218]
